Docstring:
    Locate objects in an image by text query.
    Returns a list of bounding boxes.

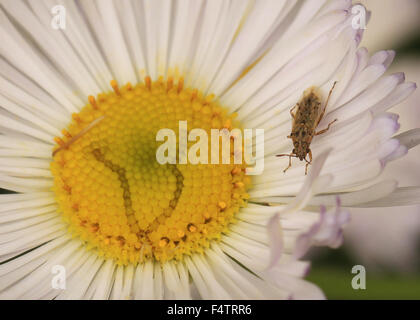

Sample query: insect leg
[315,119,337,136]
[284,155,294,173]
[304,150,313,175]
[316,81,337,127]
[290,104,297,119]
[276,153,296,173]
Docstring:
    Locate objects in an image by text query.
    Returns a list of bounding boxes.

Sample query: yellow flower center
[50,77,251,265]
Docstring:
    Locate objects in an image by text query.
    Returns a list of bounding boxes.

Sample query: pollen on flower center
[50,77,251,265]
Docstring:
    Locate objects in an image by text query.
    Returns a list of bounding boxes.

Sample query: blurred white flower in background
[345,0,420,272]
[360,0,420,52]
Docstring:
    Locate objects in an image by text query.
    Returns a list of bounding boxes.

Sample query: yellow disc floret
[51,77,251,265]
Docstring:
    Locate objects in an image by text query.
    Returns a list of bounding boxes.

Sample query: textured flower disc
[51,78,251,265]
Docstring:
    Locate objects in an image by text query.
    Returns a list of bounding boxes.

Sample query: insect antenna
[276,153,298,158]
[325,81,338,109]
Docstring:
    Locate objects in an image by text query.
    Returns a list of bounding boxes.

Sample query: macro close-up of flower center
[51,78,250,265]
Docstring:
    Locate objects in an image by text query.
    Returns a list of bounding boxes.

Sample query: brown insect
[277,82,338,175]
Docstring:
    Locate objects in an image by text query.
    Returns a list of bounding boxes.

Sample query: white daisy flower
[0,0,419,300]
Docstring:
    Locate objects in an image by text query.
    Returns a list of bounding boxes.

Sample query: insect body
[277,82,337,174]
